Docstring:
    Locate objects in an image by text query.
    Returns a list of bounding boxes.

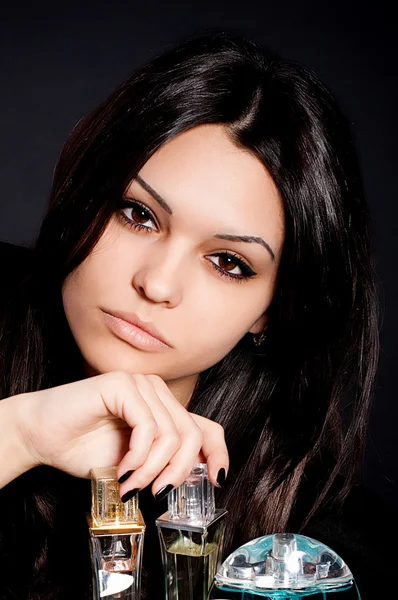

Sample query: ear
[248,312,268,335]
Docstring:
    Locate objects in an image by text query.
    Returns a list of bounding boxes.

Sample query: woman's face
[62,124,284,403]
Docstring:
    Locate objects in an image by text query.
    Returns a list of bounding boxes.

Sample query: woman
[0,29,389,599]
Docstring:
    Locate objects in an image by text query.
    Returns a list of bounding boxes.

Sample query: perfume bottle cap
[214,532,355,594]
[90,466,138,526]
[272,532,297,559]
[168,463,215,523]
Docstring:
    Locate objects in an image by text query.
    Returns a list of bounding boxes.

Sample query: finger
[146,375,211,493]
[99,373,159,483]
[146,375,228,492]
[150,424,204,497]
[117,418,158,482]
[123,432,182,494]
[146,374,192,419]
[118,374,182,495]
[191,414,229,488]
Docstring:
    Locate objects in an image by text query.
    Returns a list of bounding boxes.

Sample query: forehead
[128,124,285,255]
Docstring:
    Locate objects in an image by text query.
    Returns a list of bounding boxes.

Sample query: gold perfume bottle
[156,463,228,599]
[87,467,145,599]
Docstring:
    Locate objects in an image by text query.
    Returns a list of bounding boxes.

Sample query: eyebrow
[135,174,275,261]
[136,175,173,215]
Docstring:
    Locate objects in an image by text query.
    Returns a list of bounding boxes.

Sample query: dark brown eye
[131,205,151,224]
[218,254,239,272]
[207,253,256,280]
[117,199,157,232]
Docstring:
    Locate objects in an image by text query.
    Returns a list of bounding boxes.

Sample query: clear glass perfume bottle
[209,532,361,599]
[87,467,146,600]
[156,463,228,599]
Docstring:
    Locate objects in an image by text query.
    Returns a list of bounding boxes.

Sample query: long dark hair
[0,29,378,599]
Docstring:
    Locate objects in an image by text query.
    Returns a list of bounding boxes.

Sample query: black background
[0,1,397,507]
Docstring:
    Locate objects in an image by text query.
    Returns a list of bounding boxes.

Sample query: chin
[81,345,175,380]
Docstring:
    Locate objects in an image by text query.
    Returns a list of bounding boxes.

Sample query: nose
[131,242,185,307]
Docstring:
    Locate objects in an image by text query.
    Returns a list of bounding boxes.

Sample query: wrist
[0,393,41,487]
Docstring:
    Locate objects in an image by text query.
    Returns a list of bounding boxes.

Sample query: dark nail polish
[154,484,174,501]
[118,470,134,484]
[217,468,226,488]
[121,488,139,503]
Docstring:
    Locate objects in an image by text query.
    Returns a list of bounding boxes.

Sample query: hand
[18,371,229,499]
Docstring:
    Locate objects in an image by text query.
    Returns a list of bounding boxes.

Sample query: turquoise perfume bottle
[209,532,361,599]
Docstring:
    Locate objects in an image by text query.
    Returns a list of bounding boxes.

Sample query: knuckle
[212,421,225,437]
[110,370,134,387]
[144,417,158,437]
[163,432,181,452]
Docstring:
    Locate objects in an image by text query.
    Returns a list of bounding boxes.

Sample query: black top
[0,240,396,599]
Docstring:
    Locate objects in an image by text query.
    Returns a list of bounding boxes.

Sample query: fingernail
[121,488,139,503]
[216,468,226,488]
[118,470,134,484]
[154,484,174,501]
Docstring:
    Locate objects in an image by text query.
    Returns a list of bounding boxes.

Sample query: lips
[101,308,171,346]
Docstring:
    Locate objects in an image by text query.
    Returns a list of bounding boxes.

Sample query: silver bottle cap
[168,463,215,523]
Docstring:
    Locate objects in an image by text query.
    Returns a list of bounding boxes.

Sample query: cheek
[174,324,243,376]
[61,260,110,335]
[62,243,127,309]
[189,280,267,334]
[61,269,84,319]
[61,268,90,348]
[62,265,97,314]
[178,294,253,358]
[67,222,130,301]
[61,235,132,345]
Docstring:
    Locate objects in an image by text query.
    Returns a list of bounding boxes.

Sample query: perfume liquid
[160,523,226,599]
